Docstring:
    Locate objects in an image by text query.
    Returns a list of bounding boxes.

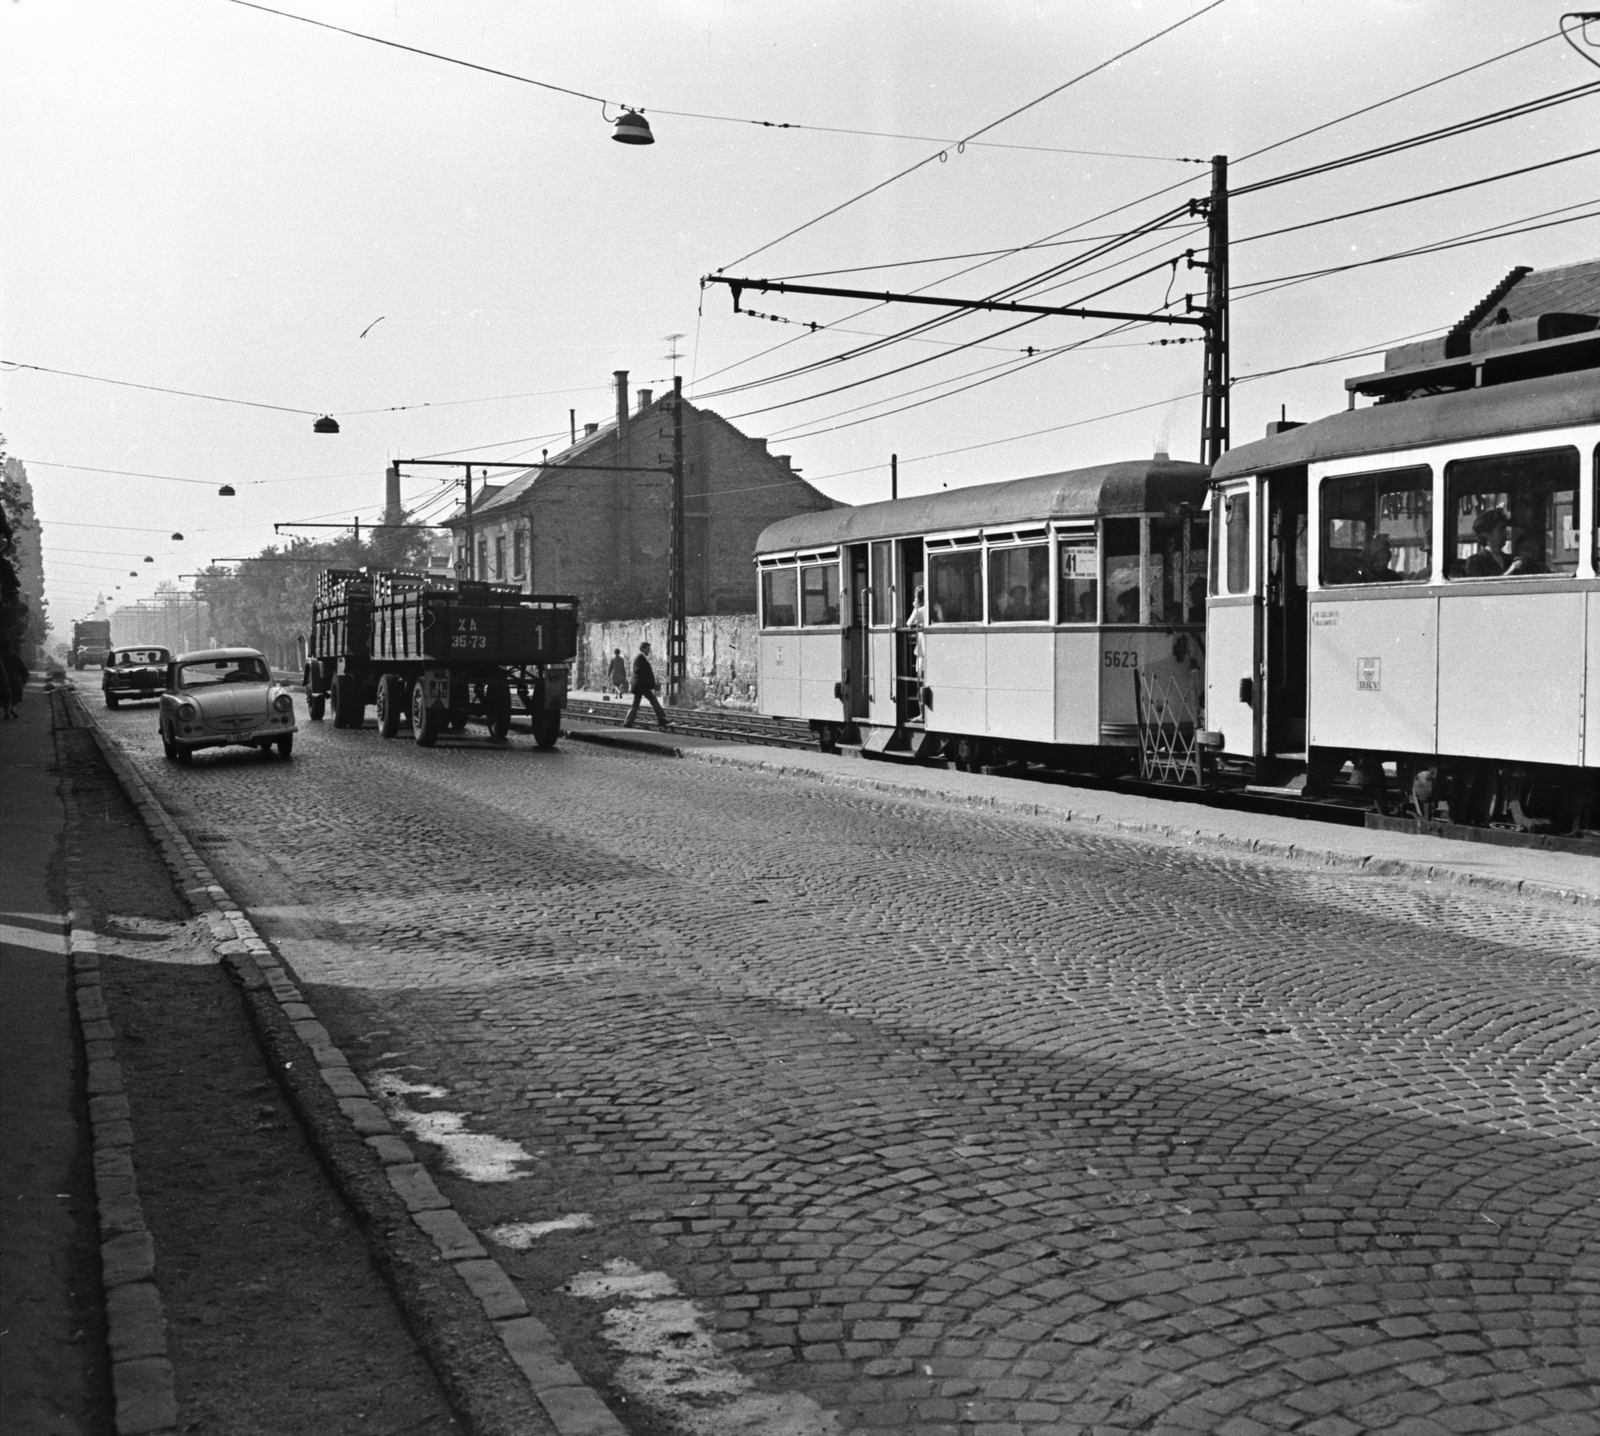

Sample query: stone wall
[577,615,759,708]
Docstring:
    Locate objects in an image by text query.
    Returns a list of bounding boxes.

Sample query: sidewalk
[561,721,1600,907]
[0,675,110,1436]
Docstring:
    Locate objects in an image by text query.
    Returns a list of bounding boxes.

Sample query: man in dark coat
[622,640,669,731]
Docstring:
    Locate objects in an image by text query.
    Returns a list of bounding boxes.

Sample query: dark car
[102,646,173,708]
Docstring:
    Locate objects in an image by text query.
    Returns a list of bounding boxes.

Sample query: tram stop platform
[559,719,1600,909]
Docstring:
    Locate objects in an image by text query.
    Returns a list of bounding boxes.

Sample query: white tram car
[754,460,1212,769]
[1208,322,1600,829]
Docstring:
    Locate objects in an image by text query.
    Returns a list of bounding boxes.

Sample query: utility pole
[891,453,898,501]
[463,473,474,579]
[668,375,686,705]
[1198,154,1230,466]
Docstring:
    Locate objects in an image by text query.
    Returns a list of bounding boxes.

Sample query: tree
[195,522,432,669]
[1,441,49,662]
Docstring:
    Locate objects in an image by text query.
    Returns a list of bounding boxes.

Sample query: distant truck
[304,568,577,748]
[71,619,112,670]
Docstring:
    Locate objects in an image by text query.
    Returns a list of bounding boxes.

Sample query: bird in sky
[358,316,386,339]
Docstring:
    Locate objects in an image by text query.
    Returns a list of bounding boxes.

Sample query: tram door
[897,537,925,724]
[843,545,870,722]
[1263,468,1308,762]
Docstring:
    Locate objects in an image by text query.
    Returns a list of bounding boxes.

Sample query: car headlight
[273,692,294,714]
[177,700,199,721]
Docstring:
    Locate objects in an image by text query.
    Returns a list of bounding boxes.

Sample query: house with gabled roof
[443,370,838,623]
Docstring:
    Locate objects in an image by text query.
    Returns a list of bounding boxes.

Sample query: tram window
[761,568,798,627]
[927,549,983,623]
[988,545,1049,622]
[1104,518,1141,624]
[800,563,840,625]
[1224,491,1251,595]
[1058,530,1098,623]
[869,541,892,626]
[1445,446,1579,579]
[1320,466,1432,586]
[1148,516,1209,622]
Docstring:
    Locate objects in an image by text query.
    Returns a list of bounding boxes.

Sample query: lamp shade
[313,415,341,434]
[611,110,654,145]
[218,485,236,496]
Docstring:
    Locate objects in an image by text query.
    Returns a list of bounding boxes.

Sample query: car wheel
[411,683,440,748]
[276,734,293,759]
[175,744,193,766]
[534,707,562,750]
[161,725,178,761]
[105,693,120,710]
[377,674,403,739]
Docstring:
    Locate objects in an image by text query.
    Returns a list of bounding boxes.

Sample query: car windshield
[112,649,168,665]
[178,656,271,688]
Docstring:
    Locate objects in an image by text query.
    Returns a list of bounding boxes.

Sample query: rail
[565,699,815,749]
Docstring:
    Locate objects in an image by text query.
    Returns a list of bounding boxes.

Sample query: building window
[477,538,488,580]
[513,530,526,579]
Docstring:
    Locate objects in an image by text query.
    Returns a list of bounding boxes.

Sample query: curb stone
[676,745,1600,910]
[66,689,628,1436]
[52,690,179,1436]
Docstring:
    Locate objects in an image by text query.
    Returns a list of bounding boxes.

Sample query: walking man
[623,640,670,731]
[606,647,628,698]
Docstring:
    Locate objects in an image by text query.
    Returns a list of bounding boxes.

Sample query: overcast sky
[4,0,1596,623]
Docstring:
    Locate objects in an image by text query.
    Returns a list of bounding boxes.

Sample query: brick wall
[450,389,837,624]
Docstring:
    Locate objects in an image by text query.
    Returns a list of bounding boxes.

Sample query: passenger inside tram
[1504,532,1549,575]
[1354,533,1395,582]
[1464,508,1510,576]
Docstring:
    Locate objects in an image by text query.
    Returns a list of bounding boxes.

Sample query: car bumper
[173,718,298,750]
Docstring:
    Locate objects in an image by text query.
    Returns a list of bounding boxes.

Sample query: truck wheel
[308,691,326,722]
[411,684,440,747]
[534,707,562,750]
[377,674,403,738]
[330,675,348,728]
[447,710,468,732]
[485,676,513,740]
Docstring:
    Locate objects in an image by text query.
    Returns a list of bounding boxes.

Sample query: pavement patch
[371,1071,538,1181]
[487,1214,596,1247]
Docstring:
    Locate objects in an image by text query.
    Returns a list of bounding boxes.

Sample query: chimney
[636,388,653,412]
[614,370,629,435]
[1153,446,1169,462]
[584,422,600,437]
[384,464,402,524]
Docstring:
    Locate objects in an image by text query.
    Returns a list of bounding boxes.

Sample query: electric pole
[1199,155,1230,466]
[668,375,686,705]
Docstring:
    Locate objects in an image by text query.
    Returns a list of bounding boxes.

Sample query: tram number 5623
[1103,650,1138,669]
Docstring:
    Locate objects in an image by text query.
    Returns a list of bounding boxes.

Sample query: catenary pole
[1201,155,1230,465]
[669,375,686,705]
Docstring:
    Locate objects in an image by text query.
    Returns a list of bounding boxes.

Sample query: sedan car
[159,648,297,763]
[102,645,172,708]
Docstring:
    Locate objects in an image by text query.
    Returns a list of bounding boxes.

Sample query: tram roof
[755,458,1211,554]
[1213,365,1600,481]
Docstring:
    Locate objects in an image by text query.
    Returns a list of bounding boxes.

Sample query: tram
[754,308,1600,831]
[1208,322,1600,829]
[754,459,1212,770]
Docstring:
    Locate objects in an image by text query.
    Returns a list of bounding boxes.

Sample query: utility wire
[224,0,1204,161]
[0,360,316,415]
[716,0,1229,273]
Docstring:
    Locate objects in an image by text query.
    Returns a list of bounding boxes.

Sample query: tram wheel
[817,725,838,755]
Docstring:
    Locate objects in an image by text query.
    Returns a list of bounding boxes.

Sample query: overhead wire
[715,0,1229,273]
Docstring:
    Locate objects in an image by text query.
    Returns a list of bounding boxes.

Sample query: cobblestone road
[97,703,1600,1436]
